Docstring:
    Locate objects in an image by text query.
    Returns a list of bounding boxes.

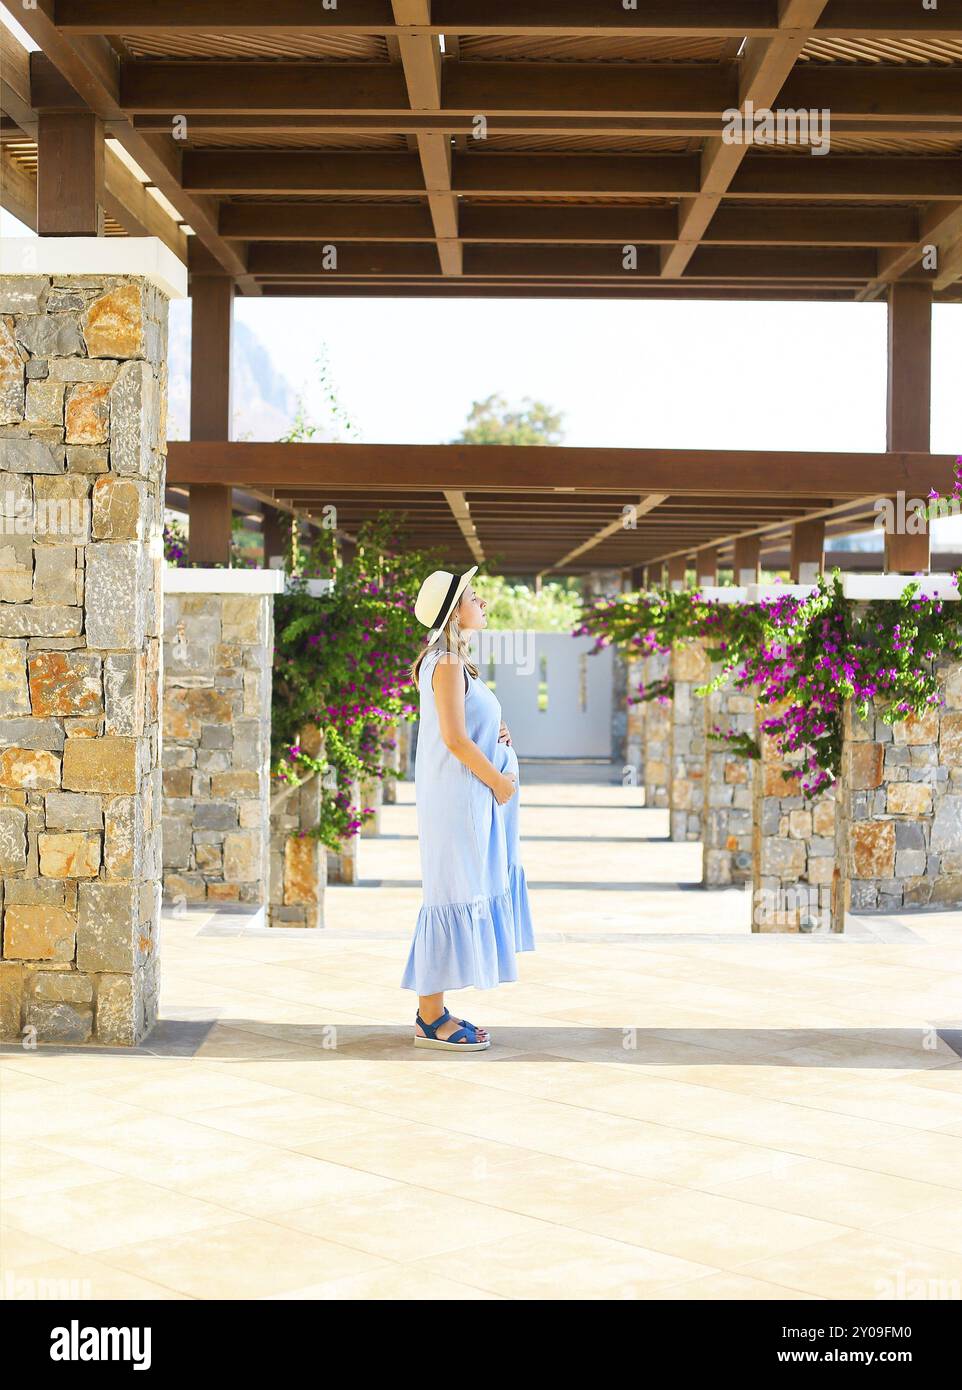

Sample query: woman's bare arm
[433,657,516,804]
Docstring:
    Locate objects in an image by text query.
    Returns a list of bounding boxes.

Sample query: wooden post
[696,546,718,586]
[189,275,234,564]
[263,507,291,569]
[667,554,688,591]
[733,534,760,586]
[36,112,105,235]
[885,282,932,574]
[790,517,825,583]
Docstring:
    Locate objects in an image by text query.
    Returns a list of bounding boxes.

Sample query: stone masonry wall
[161,589,274,908]
[752,703,839,932]
[669,641,709,842]
[838,656,962,920]
[623,652,645,791]
[0,272,168,1045]
[641,649,670,809]
[703,667,754,888]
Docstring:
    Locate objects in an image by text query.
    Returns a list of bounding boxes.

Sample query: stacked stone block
[381,721,400,804]
[0,272,168,1044]
[751,704,839,932]
[327,778,361,883]
[669,641,709,842]
[837,658,962,918]
[623,652,645,790]
[641,649,670,810]
[161,588,274,907]
[269,773,324,929]
[703,667,755,888]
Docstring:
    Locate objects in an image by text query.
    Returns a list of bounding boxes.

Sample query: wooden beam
[52,0,962,39]
[0,146,39,230]
[546,494,668,573]
[242,243,873,281]
[392,0,460,277]
[131,111,962,140]
[167,443,960,498]
[466,203,915,249]
[443,491,484,565]
[789,517,825,582]
[662,0,829,279]
[181,150,962,201]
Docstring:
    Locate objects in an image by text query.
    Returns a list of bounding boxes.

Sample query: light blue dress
[401,643,535,994]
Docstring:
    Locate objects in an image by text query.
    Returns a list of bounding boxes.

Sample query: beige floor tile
[5,1252,190,1299]
[406,1226,716,1300]
[94,1217,390,1299]
[575,1187,850,1267]
[0,1176,249,1254]
[273,1265,502,1300]
[271,1184,546,1261]
[833,1130,962,1191]
[647,1270,821,1300]
[1,1223,78,1273]
[707,1156,960,1227]
[872,1201,962,1255]
[173,1149,401,1214]
[736,1230,962,1300]
[0,1140,121,1200]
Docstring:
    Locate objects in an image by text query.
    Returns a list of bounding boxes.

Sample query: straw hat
[414,565,478,638]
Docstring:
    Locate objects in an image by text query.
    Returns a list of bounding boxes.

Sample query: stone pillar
[398,718,413,779]
[381,721,400,804]
[837,656,962,920]
[161,569,283,909]
[641,650,670,809]
[269,777,324,929]
[611,648,629,770]
[669,641,709,842]
[359,771,383,837]
[327,778,361,883]
[623,652,645,791]
[703,667,755,888]
[751,702,839,932]
[0,240,186,1045]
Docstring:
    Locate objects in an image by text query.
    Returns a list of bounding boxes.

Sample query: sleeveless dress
[400,643,536,994]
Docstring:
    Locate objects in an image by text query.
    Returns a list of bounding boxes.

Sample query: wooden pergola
[4,3,960,578]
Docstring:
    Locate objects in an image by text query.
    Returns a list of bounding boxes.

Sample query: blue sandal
[414,1005,490,1052]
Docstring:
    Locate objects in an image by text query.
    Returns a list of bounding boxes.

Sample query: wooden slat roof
[4,1,961,301]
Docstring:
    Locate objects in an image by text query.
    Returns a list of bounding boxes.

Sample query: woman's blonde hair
[410,599,480,686]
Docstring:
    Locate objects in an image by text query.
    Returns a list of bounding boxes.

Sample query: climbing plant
[272,514,442,850]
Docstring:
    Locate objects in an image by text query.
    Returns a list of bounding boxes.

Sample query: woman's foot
[415,1006,489,1047]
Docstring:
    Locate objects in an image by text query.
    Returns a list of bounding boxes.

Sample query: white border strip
[841,573,960,601]
[0,236,187,300]
[695,585,748,604]
[164,567,286,595]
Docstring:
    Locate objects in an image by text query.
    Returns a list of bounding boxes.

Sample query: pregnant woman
[401,565,535,1051]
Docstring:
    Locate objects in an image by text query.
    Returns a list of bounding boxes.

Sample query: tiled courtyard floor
[3,763,962,1301]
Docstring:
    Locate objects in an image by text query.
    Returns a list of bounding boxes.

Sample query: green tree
[453,394,564,446]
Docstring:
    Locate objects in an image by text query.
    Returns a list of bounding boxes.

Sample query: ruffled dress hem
[400,864,535,994]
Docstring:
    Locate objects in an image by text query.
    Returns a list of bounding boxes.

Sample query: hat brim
[427,564,478,638]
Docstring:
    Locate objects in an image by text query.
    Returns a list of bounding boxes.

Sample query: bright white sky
[229,294,961,454]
